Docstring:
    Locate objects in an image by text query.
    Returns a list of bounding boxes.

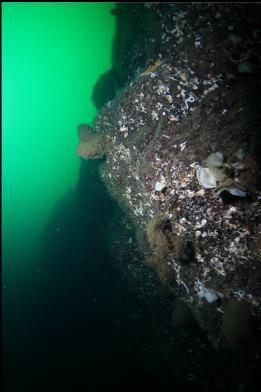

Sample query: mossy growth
[146,215,195,283]
[76,124,107,160]
[147,214,171,254]
[147,215,195,263]
[148,253,175,283]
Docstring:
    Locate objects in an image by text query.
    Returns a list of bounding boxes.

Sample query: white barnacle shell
[196,167,217,189]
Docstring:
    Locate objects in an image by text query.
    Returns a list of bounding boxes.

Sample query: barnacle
[196,167,216,188]
[197,151,248,198]
[214,178,247,197]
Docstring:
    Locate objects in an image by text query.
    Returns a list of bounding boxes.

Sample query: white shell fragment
[196,167,217,189]
[155,175,166,192]
[198,285,223,303]
[231,162,246,171]
[214,182,247,197]
[226,185,247,197]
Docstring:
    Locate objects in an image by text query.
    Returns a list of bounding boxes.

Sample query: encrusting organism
[76,123,107,160]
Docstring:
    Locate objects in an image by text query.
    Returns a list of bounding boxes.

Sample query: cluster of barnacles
[196,149,248,198]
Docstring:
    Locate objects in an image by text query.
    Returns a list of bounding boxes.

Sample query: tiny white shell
[155,175,166,192]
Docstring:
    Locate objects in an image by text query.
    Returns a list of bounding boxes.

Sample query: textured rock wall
[88,2,261,354]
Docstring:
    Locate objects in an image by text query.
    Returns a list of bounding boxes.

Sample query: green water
[2,2,115,281]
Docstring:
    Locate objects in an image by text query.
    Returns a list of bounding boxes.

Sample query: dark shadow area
[92,3,162,110]
[2,160,172,391]
[4,160,260,392]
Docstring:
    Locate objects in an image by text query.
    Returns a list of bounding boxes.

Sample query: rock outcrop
[84,2,261,388]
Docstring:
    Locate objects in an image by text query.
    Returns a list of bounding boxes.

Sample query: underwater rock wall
[89,3,261,352]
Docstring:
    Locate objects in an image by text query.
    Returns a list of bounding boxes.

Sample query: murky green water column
[2,2,115,282]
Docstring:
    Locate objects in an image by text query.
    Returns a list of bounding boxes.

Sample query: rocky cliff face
[81,2,261,385]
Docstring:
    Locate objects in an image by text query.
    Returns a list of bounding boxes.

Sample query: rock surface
[84,3,261,389]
